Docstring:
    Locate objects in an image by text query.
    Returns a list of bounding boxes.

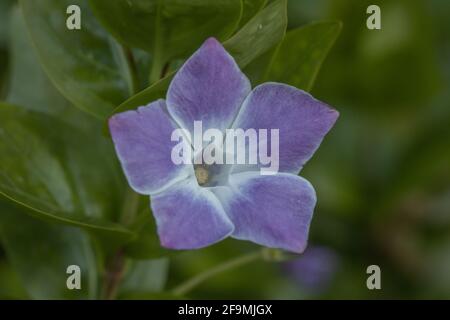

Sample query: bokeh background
[0,0,449,299]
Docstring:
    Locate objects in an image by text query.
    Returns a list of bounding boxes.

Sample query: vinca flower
[109,38,338,253]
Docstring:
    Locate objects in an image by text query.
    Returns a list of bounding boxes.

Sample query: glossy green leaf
[264,21,342,91]
[0,202,98,299]
[224,0,287,68]
[119,258,169,296]
[88,0,242,65]
[0,103,133,240]
[2,8,132,239]
[19,0,129,120]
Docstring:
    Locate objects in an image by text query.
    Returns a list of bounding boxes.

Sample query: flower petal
[212,172,316,253]
[231,82,339,174]
[151,178,234,249]
[109,100,192,195]
[167,37,251,137]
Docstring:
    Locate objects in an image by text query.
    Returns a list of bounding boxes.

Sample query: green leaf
[124,209,173,259]
[109,72,174,119]
[108,0,287,121]
[0,103,133,241]
[0,259,28,299]
[7,6,90,130]
[118,195,172,260]
[0,202,98,299]
[238,0,267,28]
[19,0,129,120]
[263,21,342,91]
[3,8,135,248]
[224,0,286,68]
[119,258,169,296]
[242,44,279,85]
[0,0,14,98]
[88,0,242,64]
[0,0,14,47]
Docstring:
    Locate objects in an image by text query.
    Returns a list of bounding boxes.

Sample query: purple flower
[109,38,338,253]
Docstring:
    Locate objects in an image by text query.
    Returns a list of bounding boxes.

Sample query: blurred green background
[0,0,449,299]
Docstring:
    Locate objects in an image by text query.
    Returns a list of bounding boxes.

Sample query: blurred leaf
[381,98,450,207]
[238,0,267,28]
[2,10,134,245]
[0,259,28,299]
[224,0,287,68]
[0,0,14,47]
[119,258,169,296]
[124,209,173,259]
[0,202,98,299]
[7,6,92,130]
[317,0,440,114]
[0,103,133,241]
[88,0,242,64]
[263,21,342,91]
[357,0,440,111]
[424,237,450,297]
[5,8,124,235]
[0,0,14,98]
[19,0,129,120]
[301,112,366,218]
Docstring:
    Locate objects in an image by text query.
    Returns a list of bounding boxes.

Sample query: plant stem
[149,0,164,84]
[101,46,141,299]
[119,188,140,226]
[101,249,126,300]
[121,45,140,96]
[100,188,141,299]
[171,250,264,296]
[149,50,163,84]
